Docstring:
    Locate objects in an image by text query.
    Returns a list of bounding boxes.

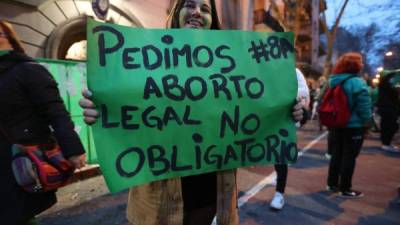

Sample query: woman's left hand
[292,98,305,122]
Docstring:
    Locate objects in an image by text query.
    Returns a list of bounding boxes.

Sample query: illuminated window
[65,40,87,61]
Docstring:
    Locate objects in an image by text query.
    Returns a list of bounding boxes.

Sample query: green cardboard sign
[87,19,298,193]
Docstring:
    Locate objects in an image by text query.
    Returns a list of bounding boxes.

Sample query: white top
[296,68,310,109]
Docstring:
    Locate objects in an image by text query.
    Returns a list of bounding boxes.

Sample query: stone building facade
[0,0,171,59]
[1,0,324,77]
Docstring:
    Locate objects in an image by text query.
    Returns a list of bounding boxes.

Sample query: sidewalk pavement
[38,121,400,225]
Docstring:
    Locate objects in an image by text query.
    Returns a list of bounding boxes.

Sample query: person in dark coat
[0,20,86,225]
[377,70,400,152]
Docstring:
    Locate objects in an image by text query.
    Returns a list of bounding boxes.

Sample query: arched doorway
[45,7,142,60]
[45,16,87,60]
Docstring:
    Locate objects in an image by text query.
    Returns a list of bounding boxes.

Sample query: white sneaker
[324,153,332,160]
[270,192,285,210]
[381,145,400,153]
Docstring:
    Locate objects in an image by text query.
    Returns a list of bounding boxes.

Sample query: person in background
[326,52,371,198]
[253,8,310,210]
[80,0,305,224]
[397,185,400,205]
[0,20,86,225]
[367,78,380,132]
[308,81,317,119]
[376,69,400,152]
[310,76,327,121]
[270,68,310,210]
[316,76,328,132]
[316,76,332,159]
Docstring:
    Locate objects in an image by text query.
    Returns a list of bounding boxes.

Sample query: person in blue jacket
[326,52,372,198]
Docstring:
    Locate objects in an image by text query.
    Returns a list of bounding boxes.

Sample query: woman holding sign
[80,0,305,224]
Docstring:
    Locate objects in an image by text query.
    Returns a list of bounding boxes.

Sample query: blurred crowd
[307,67,400,153]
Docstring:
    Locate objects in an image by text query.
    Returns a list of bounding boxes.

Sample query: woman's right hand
[68,154,87,169]
[79,89,99,125]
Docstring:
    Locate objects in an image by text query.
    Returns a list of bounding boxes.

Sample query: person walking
[0,20,86,225]
[326,52,372,198]
[377,69,400,152]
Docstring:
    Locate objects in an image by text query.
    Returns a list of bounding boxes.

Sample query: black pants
[183,204,216,225]
[379,109,399,145]
[327,128,364,192]
[181,172,217,225]
[327,131,334,155]
[274,164,288,194]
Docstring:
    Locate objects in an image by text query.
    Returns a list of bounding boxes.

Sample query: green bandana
[0,50,10,57]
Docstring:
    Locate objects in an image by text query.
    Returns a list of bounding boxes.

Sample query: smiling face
[178,0,212,29]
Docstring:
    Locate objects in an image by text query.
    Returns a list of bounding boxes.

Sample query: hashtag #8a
[247,36,293,64]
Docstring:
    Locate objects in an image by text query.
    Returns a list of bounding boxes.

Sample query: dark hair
[167,0,221,30]
[263,10,284,32]
[0,20,25,53]
[332,52,363,75]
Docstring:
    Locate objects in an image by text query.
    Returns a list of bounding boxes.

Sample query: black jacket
[0,51,85,224]
[377,72,400,114]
